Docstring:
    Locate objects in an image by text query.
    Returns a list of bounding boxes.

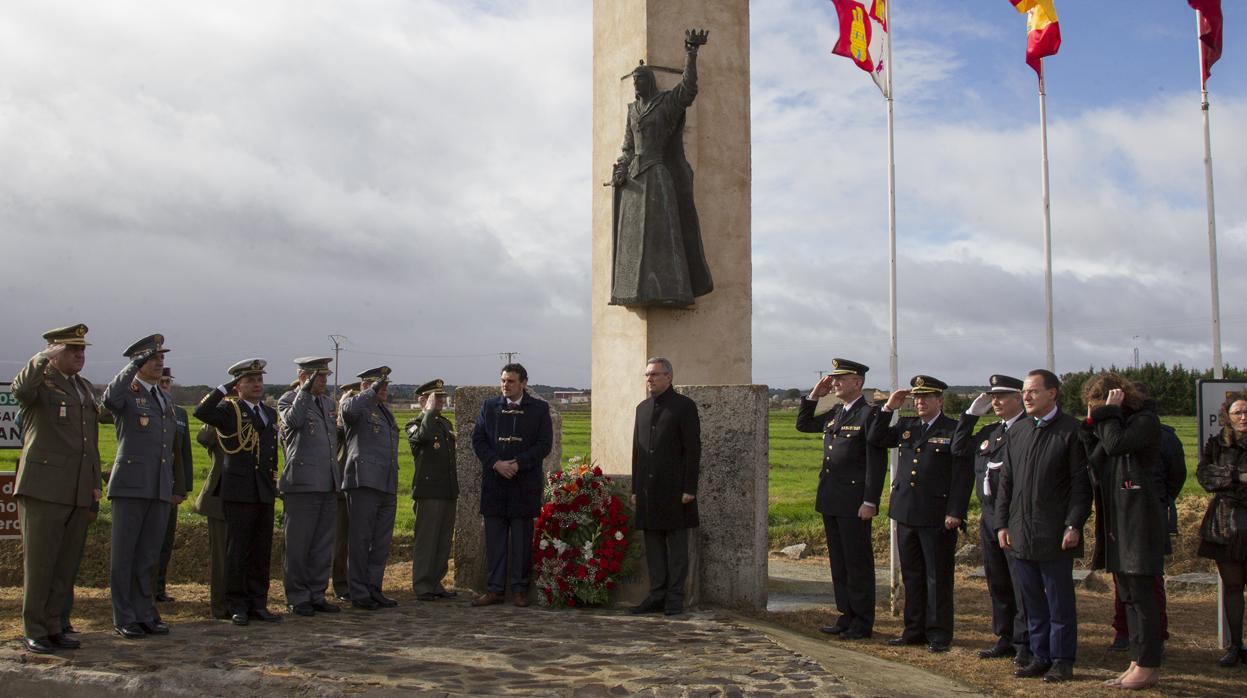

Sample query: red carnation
[593,466,603,476]
[566,598,576,607]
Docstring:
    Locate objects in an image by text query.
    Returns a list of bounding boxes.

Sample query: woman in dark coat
[1197,391,1247,668]
[1081,373,1166,690]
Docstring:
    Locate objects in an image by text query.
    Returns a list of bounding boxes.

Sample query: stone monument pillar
[591,0,752,474]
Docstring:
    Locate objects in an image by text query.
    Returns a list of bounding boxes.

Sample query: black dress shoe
[1015,650,1034,667]
[352,598,380,611]
[231,613,250,626]
[249,608,282,622]
[289,603,314,617]
[629,597,665,615]
[48,633,81,649]
[23,636,54,654]
[335,592,352,602]
[978,643,1016,659]
[1042,660,1073,683]
[62,624,78,635]
[1108,634,1129,651]
[139,620,170,635]
[1218,646,1242,667]
[887,635,926,647]
[839,628,872,640]
[819,625,847,636]
[114,623,146,639]
[417,592,440,602]
[371,594,398,608]
[664,606,685,616]
[1014,659,1053,678]
[928,642,951,654]
[155,592,175,603]
[436,590,458,598]
[310,600,341,613]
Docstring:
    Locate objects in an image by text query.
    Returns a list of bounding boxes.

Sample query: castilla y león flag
[830,0,890,97]
[1009,0,1061,76]
[1188,0,1223,84]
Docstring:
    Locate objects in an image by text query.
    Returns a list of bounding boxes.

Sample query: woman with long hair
[1080,373,1167,690]
[1197,391,1247,668]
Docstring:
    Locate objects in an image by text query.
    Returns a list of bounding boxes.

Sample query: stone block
[452,386,561,595]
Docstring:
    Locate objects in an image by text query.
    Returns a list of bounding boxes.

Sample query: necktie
[253,403,265,427]
[150,386,163,413]
[315,395,324,413]
[509,402,520,410]
[1034,417,1045,427]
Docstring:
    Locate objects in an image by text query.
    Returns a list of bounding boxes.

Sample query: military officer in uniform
[153,367,193,603]
[340,367,401,610]
[406,379,459,601]
[471,363,554,607]
[11,324,101,653]
[194,359,282,626]
[331,380,360,601]
[796,358,885,639]
[867,375,973,653]
[952,374,1031,663]
[192,422,230,619]
[104,334,186,639]
[278,357,343,616]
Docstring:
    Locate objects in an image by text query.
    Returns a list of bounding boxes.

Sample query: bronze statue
[609,29,713,308]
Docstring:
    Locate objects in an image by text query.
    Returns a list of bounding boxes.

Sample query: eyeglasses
[1230,411,1247,417]
[644,372,670,377]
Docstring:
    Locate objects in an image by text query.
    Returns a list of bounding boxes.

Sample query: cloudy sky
[1,0,1244,391]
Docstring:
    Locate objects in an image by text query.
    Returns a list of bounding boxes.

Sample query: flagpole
[1195,8,1226,649]
[1038,63,1055,373]
[884,4,900,618]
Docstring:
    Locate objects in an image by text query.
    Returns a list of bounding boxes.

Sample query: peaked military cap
[42,323,91,346]
[829,358,869,376]
[417,379,447,396]
[356,366,391,382]
[161,367,174,379]
[986,374,1024,393]
[293,356,333,375]
[909,374,948,395]
[228,358,267,378]
[339,381,362,395]
[122,334,169,358]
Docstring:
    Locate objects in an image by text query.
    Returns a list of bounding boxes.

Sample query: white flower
[583,548,594,561]
[539,539,549,550]
[614,531,624,541]
[553,539,567,554]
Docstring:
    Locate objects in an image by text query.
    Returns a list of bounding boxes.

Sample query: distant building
[553,391,590,405]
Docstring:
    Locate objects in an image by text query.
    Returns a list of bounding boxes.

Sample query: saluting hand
[967,392,993,417]
[884,389,910,411]
[38,343,67,361]
[810,375,835,400]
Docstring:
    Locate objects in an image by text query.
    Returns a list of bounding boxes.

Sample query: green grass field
[0,408,1206,545]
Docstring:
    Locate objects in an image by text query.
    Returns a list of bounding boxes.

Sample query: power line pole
[500,351,519,364]
[329,334,347,401]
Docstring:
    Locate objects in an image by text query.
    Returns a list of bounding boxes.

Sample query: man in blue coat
[471,363,553,607]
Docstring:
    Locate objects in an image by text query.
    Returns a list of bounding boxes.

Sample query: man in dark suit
[153,367,193,604]
[996,369,1091,683]
[629,357,701,617]
[867,375,973,653]
[11,323,101,654]
[795,358,884,639]
[194,358,282,626]
[470,363,553,607]
[952,374,1030,663]
[103,334,186,639]
[406,379,458,601]
[340,367,401,610]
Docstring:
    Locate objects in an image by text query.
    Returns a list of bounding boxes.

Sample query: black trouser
[154,503,179,595]
[643,527,690,610]
[331,494,350,597]
[223,500,274,615]
[980,518,1027,650]
[1217,560,1247,649]
[484,516,534,594]
[896,522,957,645]
[1115,572,1164,667]
[206,517,228,618]
[823,513,874,633]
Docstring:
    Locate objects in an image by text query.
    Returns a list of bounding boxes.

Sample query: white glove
[967,392,993,417]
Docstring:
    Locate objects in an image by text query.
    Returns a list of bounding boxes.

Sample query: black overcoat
[951,413,1019,532]
[471,392,553,518]
[632,387,701,530]
[867,411,973,528]
[795,397,885,517]
[194,389,279,504]
[995,409,1091,561]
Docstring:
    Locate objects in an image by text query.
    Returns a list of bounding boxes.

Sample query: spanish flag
[1188,1,1223,85]
[1010,0,1061,76]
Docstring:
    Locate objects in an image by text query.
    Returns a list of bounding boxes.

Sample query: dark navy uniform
[951,374,1029,658]
[867,375,973,649]
[194,359,280,620]
[795,359,884,637]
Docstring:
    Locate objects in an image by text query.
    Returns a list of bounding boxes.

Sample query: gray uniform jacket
[341,384,399,495]
[102,361,180,502]
[278,388,341,494]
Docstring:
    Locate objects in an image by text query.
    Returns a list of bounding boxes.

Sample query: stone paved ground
[0,599,862,697]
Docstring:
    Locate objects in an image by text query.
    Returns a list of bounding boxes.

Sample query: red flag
[1188,0,1224,84]
[1009,1,1061,77]
[830,0,891,97]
